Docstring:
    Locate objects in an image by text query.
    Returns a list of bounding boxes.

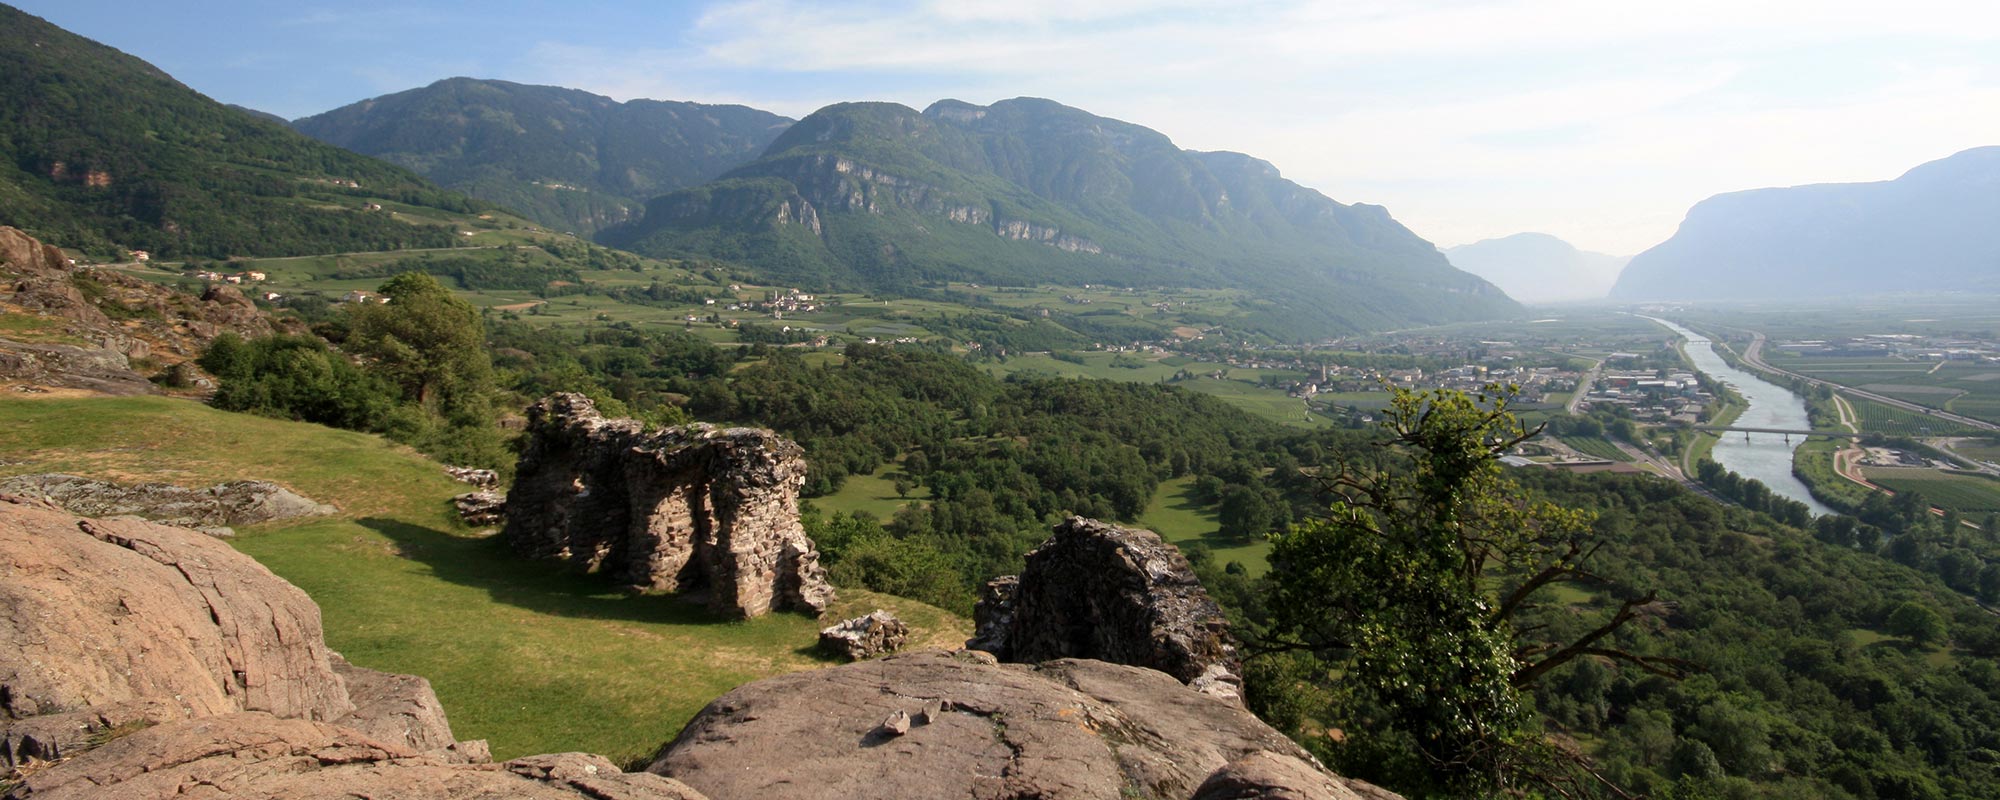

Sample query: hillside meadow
[0,394,967,765]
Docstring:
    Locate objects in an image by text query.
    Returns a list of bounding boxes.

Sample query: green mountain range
[1612,146,2000,300]
[0,4,481,260]
[294,79,794,236]
[602,98,1519,337]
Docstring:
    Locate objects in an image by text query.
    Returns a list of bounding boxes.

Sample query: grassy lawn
[0,395,967,765]
[1137,475,1270,576]
[812,465,919,520]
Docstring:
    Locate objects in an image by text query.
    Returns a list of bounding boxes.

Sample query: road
[1738,331,2000,433]
[1565,358,1603,415]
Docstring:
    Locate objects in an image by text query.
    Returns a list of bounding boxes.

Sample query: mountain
[1445,233,1626,303]
[1611,147,2000,300]
[294,78,793,235]
[601,98,1519,337]
[0,4,484,260]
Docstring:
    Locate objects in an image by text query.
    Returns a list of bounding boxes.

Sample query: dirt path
[1833,393,1859,434]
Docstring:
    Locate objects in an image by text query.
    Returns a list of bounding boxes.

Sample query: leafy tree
[346,272,491,411]
[1261,385,1685,796]
[1886,601,1947,648]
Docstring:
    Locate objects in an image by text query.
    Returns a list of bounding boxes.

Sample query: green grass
[0,395,968,765]
[813,466,919,520]
[1137,475,1270,576]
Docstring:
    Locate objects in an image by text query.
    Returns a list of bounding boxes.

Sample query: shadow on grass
[358,516,741,627]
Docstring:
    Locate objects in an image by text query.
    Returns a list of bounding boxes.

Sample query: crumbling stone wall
[502,393,833,618]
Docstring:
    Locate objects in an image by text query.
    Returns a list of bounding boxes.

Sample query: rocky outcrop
[0,340,156,395]
[647,649,1387,800]
[6,713,709,800]
[0,496,471,771]
[818,610,909,661]
[0,473,336,533]
[502,393,833,618]
[0,226,285,394]
[970,517,1242,700]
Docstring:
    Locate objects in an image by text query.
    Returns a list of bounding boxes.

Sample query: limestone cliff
[502,393,834,618]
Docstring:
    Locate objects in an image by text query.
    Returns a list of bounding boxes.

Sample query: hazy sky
[18,0,2000,254]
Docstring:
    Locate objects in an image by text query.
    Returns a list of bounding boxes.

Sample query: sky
[16,0,2000,255]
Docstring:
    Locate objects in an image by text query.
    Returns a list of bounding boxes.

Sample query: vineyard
[1865,468,2000,514]
[1847,396,1985,437]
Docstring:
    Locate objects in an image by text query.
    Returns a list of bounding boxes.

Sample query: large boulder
[970,517,1242,697]
[0,496,467,769]
[502,393,833,618]
[648,649,1386,800]
[5,712,708,800]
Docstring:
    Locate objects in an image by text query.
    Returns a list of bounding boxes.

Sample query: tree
[346,272,491,411]
[1886,601,1947,648]
[1261,385,1686,796]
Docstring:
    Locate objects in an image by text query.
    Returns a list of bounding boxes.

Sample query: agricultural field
[1864,467,2000,514]
[1843,396,1987,437]
[1559,435,1635,462]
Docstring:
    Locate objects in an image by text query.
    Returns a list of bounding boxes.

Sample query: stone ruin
[819,610,910,661]
[968,516,1244,702]
[502,393,833,618]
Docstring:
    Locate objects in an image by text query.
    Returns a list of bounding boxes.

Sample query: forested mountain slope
[295,78,793,235]
[604,98,1519,337]
[0,4,483,259]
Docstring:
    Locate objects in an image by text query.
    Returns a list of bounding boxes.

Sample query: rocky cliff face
[970,517,1242,700]
[502,393,834,618]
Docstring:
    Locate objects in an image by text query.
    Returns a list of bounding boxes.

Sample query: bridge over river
[1685,425,1864,441]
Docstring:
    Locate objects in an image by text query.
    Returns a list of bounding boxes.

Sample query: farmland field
[1864,468,2000,513]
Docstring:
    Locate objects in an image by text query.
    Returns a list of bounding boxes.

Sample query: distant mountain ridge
[1612,147,2000,300]
[0,4,482,259]
[1446,233,1626,303]
[294,79,793,235]
[603,97,1519,336]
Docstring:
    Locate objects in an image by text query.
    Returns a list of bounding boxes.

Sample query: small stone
[879,709,911,736]
[915,699,945,725]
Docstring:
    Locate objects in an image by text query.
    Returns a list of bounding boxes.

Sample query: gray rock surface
[1192,751,1367,800]
[0,496,475,776]
[971,517,1242,696]
[648,649,1386,800]
[502,393,832,618]
[0,473,336,529]
[5,712,710,800]
[818,610,909,661]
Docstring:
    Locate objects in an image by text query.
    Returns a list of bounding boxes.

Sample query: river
[1644,317,1835,516]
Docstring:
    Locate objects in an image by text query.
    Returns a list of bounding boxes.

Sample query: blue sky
[17,0,2000,255]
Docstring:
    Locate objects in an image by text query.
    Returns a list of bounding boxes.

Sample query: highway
[1737,331,2000,433]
